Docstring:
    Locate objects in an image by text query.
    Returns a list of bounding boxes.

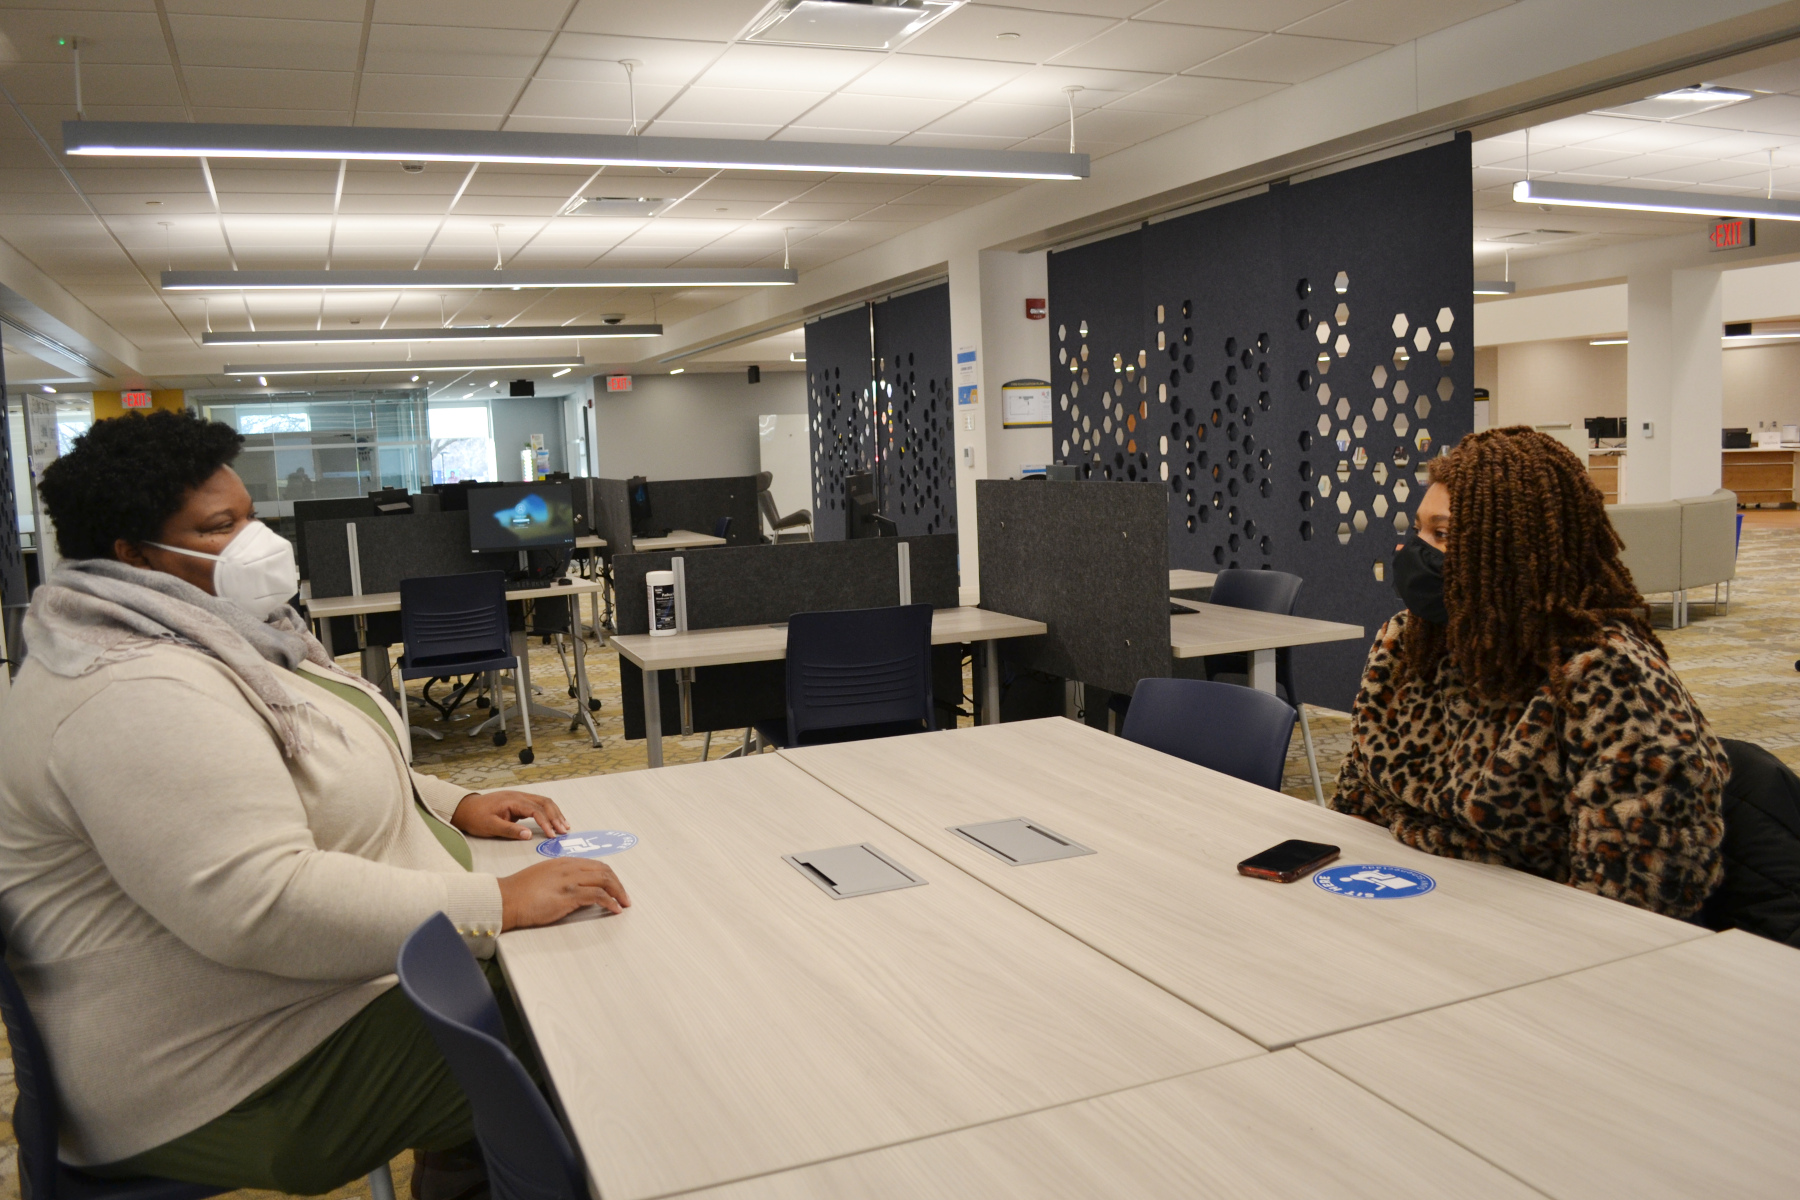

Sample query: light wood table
[609,607,1047,767]
[781,718,1708,1049]
[467,755,1259,1200]
[304,578,606,746]
[1170,603,1363,692]
[682,1050,1541,1200]
[1168,568,1216,591]
[1302,931,1800,1200]
[633,528,728,551]
[1722,446,1797,505]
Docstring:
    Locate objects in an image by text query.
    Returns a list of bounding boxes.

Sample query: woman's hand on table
[500,859,631,929]
[451,790,572,840]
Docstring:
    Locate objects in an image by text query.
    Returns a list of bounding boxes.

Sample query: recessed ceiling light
[1593,85,1755,121]
[42,385,56,393]
[1589,338,1628,346]
[489,380,499,388]
[1514,178,1800,222]
[410,374,419,381]
[161,268,796,291]
[201,324,660,345]
[996,31,1020,39]
[257,375,267,385]
[68,119,1088,180]
[551,367,571,378]
[669,368,685,374]
[747,0,961,51]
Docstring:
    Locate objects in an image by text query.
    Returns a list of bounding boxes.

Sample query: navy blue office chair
[712,516,732,540]
[396,915,587,1200]
[753,604,935,748]
[397,572,534,765]
[1201,569,1323,803]
[1120,678,1298,792]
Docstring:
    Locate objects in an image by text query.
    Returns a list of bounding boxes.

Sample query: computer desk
[464,754,1258,1200]
[305,577,606,746]
[1169,604,1363,692]
[779,718,1710,1050]
[633,529,728,551]
[608,607,1046,767]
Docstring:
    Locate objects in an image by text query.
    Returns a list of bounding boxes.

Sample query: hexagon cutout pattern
[1412,326,1431,353]
[1391,313,1408,339]
[1436,306,1454,333]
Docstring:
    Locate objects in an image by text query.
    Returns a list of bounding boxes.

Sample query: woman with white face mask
[0,410,628,1197]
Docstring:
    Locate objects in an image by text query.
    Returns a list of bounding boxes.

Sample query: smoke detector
[746,0,962,50]
[400,161,426,173]
[601,314,626,325]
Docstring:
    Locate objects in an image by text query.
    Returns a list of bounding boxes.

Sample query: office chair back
[757,488,784,531]
[785,604,935,744]
[712,516,732,540]
[0,927,223,1200]
[396,915,587,1200]
[399,572,511,670]
[1209,568,1302,617]
[1120,678,1297,791]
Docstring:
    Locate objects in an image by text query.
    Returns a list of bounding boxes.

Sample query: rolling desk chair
[1121,678,1298,792]
[396,572,534,765]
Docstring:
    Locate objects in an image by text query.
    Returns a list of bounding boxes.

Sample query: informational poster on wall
[1001,379,1052,428]
[956,345,978,405]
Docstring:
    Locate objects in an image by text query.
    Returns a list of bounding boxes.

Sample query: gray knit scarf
[22,558,355,758]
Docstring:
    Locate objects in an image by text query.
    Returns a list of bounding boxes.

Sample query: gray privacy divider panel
[806,305,875,541]
[613,534,960,739]
[1048,136,1473,711]
[784,844,926,898]
[951,819,1094,865]
[592,478,634,557]
[976,479,1169,699]
[644,476,760,546]
[304,511,486,598]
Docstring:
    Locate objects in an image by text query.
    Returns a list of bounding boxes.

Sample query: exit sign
[1710,217,1755,250]
[121,390,152,408]
[605,375,632,392]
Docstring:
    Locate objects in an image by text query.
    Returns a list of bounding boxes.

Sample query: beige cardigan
[0,643,504,1166]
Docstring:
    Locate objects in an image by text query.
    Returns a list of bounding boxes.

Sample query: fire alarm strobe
[1025,298,1047,320]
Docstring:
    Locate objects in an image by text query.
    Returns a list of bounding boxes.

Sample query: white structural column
[948,247,990,604]
[979,249,1054,482]
[1625,266,1722,502]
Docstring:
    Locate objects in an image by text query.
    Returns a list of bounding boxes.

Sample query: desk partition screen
[303,511,485,597]
[1047,135,1474,710]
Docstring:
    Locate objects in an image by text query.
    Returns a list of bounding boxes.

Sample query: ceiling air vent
[746,0,961,51]
[566,197,671,217]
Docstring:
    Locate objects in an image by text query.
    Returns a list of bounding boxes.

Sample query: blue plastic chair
[395,915,587,1200]
[396,571,534,765]
[754,604,936,748]
[1120,678,1298,792]
[1204,569,1323,804]
[712,516,732,540]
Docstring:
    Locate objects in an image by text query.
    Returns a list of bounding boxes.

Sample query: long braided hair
[1399,425,1662,702]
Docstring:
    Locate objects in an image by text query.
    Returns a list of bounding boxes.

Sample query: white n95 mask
[150,520,300,620]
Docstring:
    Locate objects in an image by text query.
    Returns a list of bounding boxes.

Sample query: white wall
[591,369,806,481]
[1492,340,1627,428]
[978,249,1053,480]
[758,414,812,522]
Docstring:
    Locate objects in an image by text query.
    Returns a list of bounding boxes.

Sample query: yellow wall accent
[91,390,185,421]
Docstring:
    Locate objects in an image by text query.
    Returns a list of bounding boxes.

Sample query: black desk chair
[1201,569,1323,804]
[0,927,397,1200]
[1120,678,1297,792]
[397,572,534,765]
[712,516,732,541]
[396,916,586,1200]
[752,604,935,749]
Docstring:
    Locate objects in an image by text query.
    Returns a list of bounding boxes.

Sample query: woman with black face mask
[1331,426,1728,920]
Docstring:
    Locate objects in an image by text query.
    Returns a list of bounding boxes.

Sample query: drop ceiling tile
[1712,60,1800,97]
[629,118,786,140]
[982,64,1170,106]
[1052,20,1259,73]
[786,91,962,132]
[1680,93,1800,136]
[752,201,874,221]
[166,13,363,70]
[688,177,805,201]
[1066,105,1196,143]
[0,9,169,64]
[1639,160,1783,186]
[190,107,355,125]
[923,100,1063,139]
[540,34,722,85]
[844,54,1028,101]
[901,5,1118,63]
[1184,32,1385,83]
[979,0,1150,15]
[167,0,364,18]
[565,0,766,41]
[510,79,680,122]
[354,111,511,130]
[373,0,575,28]
[1524,113,1635,145]
[656,86,831,126]
[1104,72,1284,114]
[1134,0,1338,32]
[363,23,551,76]
[771,126,901,145]
[1480,145,1631,174]
[184,67,355,110]
[895,129,1020,150]
[695,43,883,91]
[1011,133,1128,158]
[0,62,186,108]
[356,73,522,116]
[1283,0,1516,45]
[1574,124,1729,155]
[789,179,925,203]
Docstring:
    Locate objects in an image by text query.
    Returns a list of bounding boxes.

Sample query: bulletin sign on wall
[804,282,957,542]
[1047,136,1474,710]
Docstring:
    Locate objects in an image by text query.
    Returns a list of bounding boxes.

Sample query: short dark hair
[38,410,244,559]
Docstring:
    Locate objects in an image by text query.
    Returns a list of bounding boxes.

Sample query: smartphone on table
[1237,839,1340,883]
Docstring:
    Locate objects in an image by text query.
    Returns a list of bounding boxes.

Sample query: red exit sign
[121,390,152,408]
[605,375,632,392]
[1710,218,1755,250]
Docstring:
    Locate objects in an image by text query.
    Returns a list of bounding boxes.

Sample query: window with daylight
[429,403,498,484]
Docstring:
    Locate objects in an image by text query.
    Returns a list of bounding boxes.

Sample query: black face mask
[1392,536,1448,626]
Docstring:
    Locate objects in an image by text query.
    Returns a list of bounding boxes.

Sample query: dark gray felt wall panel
[976,480,1169,698]
[591,478,634,558]
[1047,137,1474,710]
[644,477,761,545]
[304,512,485,598]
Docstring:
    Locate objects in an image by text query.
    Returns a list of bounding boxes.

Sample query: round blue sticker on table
[1313,864,1436,899]
[536,830,638,859]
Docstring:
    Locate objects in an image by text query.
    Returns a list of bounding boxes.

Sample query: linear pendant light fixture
[203,324,658,346]
[65,120,1089,180]
[226,356,585,376]
[163,268,794,291]
[1513,178,1800,222]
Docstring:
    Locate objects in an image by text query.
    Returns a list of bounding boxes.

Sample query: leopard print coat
[1331,612,1727,918]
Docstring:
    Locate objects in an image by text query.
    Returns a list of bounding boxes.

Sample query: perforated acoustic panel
[805,285,957,541]
[1048,137,1474,712]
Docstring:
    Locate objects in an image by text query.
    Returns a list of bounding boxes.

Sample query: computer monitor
[627,476,654,536]
[845,471,893,539]
[467,483,577,553]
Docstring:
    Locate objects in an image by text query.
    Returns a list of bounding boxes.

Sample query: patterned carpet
[2,519,1794,1199]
